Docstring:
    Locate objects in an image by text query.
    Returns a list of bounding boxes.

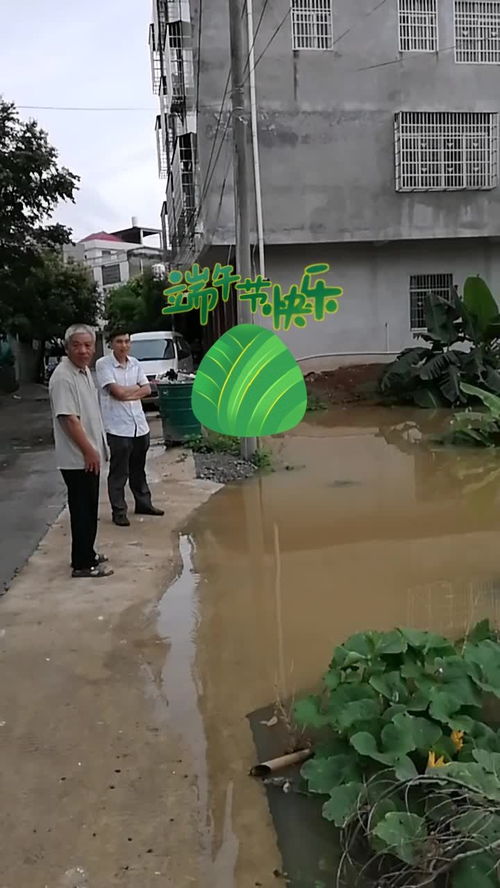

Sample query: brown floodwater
[157,406,500,886]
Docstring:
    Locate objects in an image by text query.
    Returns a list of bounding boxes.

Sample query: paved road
[0,387,65,592]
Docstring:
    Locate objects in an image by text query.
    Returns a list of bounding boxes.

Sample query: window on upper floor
[394,111,499,191]
[102,264,121,286]
[398,0,438,52]
[455,0,500,63]
[291,0,333,50]
[409,274,454,331]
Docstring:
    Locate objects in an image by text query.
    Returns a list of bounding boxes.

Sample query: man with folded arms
[95,329,164,527]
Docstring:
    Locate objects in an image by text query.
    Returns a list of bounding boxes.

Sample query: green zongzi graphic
[191,324,307,437]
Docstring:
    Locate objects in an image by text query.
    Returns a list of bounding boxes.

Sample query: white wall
[256,238,500,366]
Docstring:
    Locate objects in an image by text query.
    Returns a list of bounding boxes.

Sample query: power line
[17,105,156,112]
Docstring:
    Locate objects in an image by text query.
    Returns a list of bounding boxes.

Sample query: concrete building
[151,0,500,368]
[63,220,164,299]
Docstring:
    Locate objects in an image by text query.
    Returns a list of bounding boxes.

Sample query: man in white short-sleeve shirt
[49,324,113,579]
[95,329,165,527]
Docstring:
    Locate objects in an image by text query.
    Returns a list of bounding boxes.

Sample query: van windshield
[130,339,175,361]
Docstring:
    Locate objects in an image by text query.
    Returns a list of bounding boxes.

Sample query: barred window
[102,264,122,287]
[398,0,438,52]
[395,111,498,191]
[291,0,333,50]
[410,274,454,331]
[455,0,500,63]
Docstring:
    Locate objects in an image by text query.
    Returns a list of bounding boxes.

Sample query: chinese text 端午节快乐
[161,263,343,331]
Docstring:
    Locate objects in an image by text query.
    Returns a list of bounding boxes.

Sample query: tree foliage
[104,271,172,335]
[8,251,99,343]
[0,97,79,330]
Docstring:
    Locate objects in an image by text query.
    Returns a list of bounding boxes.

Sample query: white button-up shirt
[95,354,150,438]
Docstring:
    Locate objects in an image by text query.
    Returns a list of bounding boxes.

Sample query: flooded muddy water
[158,406,500,886]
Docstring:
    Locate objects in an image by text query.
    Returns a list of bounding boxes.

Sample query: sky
[0,0,161,242]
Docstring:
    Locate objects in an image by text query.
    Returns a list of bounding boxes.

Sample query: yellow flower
[427,750,447,769]
[451,730,464,752]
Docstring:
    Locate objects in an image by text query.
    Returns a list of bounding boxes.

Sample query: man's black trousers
[61,469,99,570]
[106,432,152,518]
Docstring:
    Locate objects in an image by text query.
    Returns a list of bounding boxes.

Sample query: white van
[129,331,194,404]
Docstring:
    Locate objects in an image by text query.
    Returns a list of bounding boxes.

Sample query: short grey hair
[64,324,96,349]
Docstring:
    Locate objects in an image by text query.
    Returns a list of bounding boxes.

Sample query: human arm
[60,416,101,473]
[105,382,151,401]
[95,358,151,401]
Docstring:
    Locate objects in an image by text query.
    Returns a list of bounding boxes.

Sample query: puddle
[159,406,500,885]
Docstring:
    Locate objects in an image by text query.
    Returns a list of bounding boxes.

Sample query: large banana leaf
[463,276,500,340]
[461,383,500,418]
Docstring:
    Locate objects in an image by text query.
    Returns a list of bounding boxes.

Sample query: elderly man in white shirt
[95,330,165,527]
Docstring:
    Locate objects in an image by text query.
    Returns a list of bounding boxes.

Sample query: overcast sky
[0,0,161,242]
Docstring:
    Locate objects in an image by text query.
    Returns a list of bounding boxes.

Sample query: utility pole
[228,0,257,460]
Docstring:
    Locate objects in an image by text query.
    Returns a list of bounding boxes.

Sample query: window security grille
[155,115,169,179]
[455,0,500,63]
[409,274,454,331]
[291,0,333,50]
[395,111,498,191]
[398,0,438,52]
[102,264,121,287]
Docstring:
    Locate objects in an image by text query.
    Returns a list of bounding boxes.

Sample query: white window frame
[409,274,455,332]
[454,0,500,64]
[291,0,334,51]
[398,0,439,53]
[394,111,499,192]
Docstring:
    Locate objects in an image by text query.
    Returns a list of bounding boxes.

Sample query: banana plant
[380,277,500,408]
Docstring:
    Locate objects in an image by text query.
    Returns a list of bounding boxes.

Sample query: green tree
[0,98,78,328]
[105,271,171,334]
[10,251,99,378]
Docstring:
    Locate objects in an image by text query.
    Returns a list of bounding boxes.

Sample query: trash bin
[157,379,201,444]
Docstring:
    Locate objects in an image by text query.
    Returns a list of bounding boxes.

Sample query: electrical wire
[17,105,155,112]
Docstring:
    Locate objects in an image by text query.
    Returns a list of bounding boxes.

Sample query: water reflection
[165,407,500,884]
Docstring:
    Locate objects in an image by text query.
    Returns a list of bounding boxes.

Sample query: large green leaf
[336,698,381,730]
[301,753,361,794]
[464,640,500,697]
[473,749,500,779]
[444,762,500,800]
[463,276,499,338]
[322,782,363,827]
[453,853,498,888]
[376,630,408,655]
[413,386,447,408]
[372,812,427,865]
[293,696,328,728]
[461,383,500,419]
[400,628,453,654]
[369,671,409,704]
[424,292,460,345]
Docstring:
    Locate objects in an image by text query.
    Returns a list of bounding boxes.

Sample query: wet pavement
[3,404,500,886]
[0,387,64,592]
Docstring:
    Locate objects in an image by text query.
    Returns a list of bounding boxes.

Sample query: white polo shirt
[95,354,150,438]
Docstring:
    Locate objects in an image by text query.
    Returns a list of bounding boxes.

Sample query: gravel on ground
[193,451,257,483]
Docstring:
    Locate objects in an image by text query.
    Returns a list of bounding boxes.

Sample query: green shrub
[295,622,500,886]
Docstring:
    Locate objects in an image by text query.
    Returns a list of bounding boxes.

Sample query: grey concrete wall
[193,0,500,248]
[207,237,500,363]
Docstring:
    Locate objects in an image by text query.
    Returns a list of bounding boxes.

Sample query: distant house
[63,218,165,303]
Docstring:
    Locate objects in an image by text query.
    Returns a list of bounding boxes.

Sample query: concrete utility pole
[228,0,258,460]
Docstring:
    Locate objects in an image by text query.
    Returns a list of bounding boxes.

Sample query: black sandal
[72,565,114,579]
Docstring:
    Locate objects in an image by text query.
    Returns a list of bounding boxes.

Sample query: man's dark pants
[61,469,99,570]
[106,432,152,518]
